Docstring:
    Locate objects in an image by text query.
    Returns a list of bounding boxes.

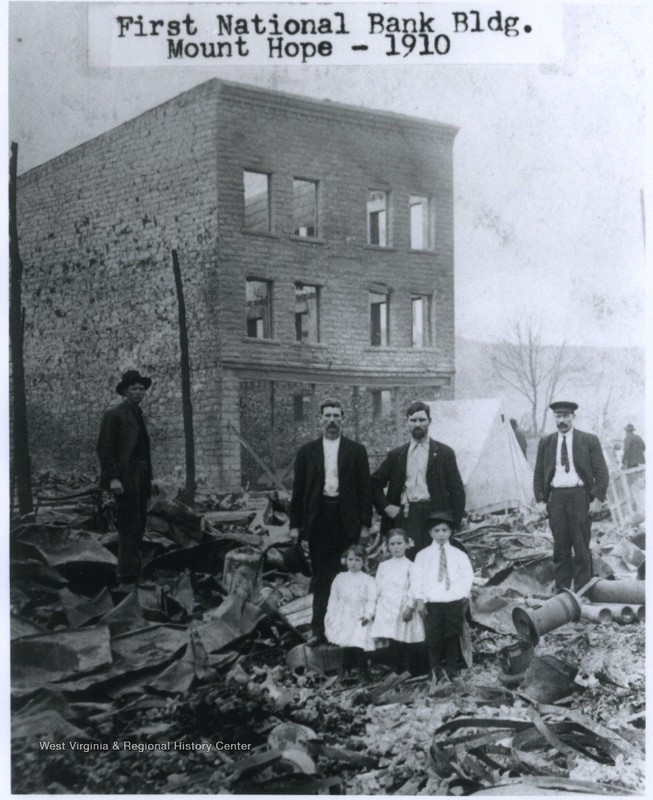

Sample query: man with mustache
[533,400,609,593]
[290,399,373,646]
[372,401,466,557]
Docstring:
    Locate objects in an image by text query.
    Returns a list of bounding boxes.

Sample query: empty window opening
[246,279,272,338]
[295,283,320,343]
[367,190,388,246]
[243,171,270,232]
[410,195,433,250]
[411,295,432,347]
[293,179,318,237]
[371,389,392,418]
[370,291,389,346]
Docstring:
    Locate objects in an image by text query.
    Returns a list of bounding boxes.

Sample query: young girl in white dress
[324,544,376,680]
[371,529,425,673]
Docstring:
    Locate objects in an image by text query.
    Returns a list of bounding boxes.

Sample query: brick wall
[17,79,457,491]
[239,378,453,488]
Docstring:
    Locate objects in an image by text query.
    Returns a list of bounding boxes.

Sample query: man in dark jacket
[622,424,645,469]
[372,401,466,556]
[290,399,372,645]
[510,418,528,458]
[97,370,153,583]
[533,400,609,592]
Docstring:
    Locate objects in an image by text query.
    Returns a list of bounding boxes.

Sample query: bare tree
[491,322,573,434]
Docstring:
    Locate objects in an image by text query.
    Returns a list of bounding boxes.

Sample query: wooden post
[171,249,196,506]
[9,142,34,519]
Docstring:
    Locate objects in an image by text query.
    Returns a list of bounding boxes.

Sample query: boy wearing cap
[533,401,609,593]
[97,370,153,583]
[412,511,474,683]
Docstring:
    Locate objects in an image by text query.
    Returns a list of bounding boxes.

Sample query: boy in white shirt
[413,511,474,682]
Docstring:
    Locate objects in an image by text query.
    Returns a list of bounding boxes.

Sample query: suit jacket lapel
[427,439,438,472]
[571,429,580,466]
[337,436,349,473]
[398,443,410,483]
[310,438,325,485]
[121,402,139,431]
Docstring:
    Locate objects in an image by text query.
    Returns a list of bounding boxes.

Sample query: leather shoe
[305,634,327,647]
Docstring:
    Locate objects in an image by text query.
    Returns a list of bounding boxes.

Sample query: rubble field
[10,473,645,795]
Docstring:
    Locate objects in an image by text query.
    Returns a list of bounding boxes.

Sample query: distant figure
[533,400,609,593]
[623,424,645,469]
[97,370,153,585]
[510,418,528,458]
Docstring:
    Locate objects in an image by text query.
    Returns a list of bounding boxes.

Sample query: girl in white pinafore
[371,529,424,673]
[325,544,376,679]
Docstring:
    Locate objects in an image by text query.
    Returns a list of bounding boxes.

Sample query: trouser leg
[547,491,573,590]
[308,500,350,638]
[568,488,593,590]
[443,600,464,672]
[116,463,149,581]
[425,601,463,672]
[424,603,445,671]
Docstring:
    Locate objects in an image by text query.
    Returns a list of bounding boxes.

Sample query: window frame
[294,282,320,344]
[409,194,434,251]
[369,290,390,347]
[367,189,390,247]
[292,178,319,239]
[245,278,273,340]
[371,389,392,419]
[411,294,433,348]
[243,170,271,233]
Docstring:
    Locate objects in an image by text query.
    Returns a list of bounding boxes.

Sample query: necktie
[561,436,570,473]
[438,544,450,591]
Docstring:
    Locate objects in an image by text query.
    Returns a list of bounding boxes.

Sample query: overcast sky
[8,1,649,348]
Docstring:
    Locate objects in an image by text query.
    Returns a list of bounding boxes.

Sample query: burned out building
[17,79,458,489]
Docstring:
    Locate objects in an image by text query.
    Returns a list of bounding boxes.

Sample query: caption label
[88,3,564,66]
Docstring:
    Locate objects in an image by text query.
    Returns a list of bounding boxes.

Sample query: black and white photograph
[7,0,648,795]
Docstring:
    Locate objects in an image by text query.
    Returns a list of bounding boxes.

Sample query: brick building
[17,79,458,489]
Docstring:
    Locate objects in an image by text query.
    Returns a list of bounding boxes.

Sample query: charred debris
[11,472,645,794]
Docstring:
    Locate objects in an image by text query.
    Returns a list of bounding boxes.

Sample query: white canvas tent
[426,398,534,514]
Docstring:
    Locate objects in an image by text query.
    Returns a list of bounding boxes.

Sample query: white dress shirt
[551,428,584,488]
[413,541,474,602]
[404,440,430,502]
[322,436,340,496]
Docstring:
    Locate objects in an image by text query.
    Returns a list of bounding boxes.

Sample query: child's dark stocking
[341,647,355,677]
[351,647,369,682]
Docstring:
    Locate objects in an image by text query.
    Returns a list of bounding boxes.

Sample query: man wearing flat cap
[533,401,609,593]
[622,424,645,469]
[97,370,153,583]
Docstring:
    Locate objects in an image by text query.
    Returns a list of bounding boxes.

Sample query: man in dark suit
[510,418,528,458]
[97,370,153,584]
[289,399,372,646]
[533,400,609,592]
[372,401,466,556]
[622,424,645,469]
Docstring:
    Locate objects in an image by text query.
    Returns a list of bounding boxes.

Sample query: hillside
[455,337,645,441]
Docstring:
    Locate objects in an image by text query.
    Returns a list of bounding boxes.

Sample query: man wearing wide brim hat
[97,370,153,584]
[622,423,645,469]
[533,400,609,592]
